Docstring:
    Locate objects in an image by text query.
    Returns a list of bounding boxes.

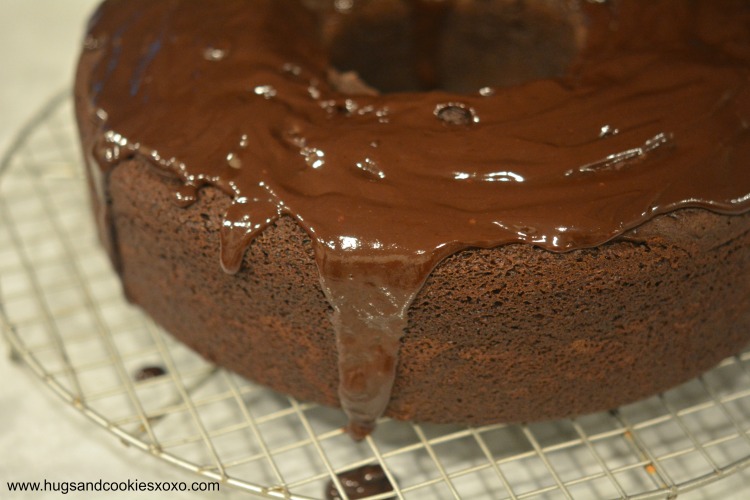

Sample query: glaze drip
[76,0,750,438]
[316,248,440,438]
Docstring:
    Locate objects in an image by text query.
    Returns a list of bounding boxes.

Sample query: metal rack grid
[2,92,750,500]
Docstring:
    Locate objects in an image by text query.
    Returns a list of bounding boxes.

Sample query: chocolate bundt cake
[75,0,750,439]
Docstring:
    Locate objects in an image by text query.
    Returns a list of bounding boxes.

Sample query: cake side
[105,157,750,424]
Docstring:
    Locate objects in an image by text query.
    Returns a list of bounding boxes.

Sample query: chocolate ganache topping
[76,0,750,439]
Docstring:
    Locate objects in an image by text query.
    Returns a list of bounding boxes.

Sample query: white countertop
[1,1,749,499]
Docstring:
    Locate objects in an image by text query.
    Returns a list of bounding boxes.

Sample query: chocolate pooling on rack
[77,0,750,439]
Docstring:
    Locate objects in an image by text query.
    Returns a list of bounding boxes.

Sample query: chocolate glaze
[76,0,750,438]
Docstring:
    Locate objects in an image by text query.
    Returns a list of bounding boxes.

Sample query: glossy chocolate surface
[77,0,750,438]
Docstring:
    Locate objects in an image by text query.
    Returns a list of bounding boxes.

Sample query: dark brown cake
[107,159,750,425]
[75,0,750,437]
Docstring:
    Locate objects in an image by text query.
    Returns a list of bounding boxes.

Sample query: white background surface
[0,1,749,499]
[0,2,238,499]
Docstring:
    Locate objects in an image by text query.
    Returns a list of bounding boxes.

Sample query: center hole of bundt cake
[315,0,584,94]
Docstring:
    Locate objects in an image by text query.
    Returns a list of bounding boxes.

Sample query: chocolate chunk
[325,465,395,500]
[134,365,167,381]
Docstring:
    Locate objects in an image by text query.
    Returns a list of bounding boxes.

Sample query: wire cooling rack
[3,92,750,500]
